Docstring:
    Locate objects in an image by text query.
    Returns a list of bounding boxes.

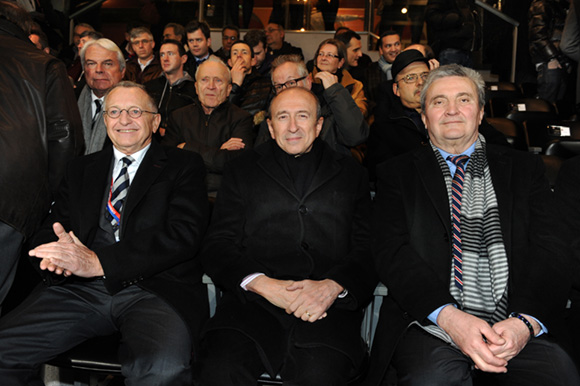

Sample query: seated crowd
[2,1,580,385]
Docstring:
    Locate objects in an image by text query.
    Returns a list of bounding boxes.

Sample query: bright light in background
[401,7,408,14]
[300,28,305,32]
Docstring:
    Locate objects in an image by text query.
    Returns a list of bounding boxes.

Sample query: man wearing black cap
[367,49,506,179]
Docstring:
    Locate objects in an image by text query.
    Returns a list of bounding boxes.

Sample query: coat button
[299,205,308,215]
[301,242,309,250]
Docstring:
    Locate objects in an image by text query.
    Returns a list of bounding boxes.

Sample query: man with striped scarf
[367,64,579,386]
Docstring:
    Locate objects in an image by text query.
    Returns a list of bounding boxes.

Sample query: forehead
[382,35,400,46]
[272,90,316,114]
[426,76,477,99]
[223,28,238,36]
[163,26,175,34]
[253,42,264,51]
[86,45,119,62]
[273,62,301,81]
[107,87,149,107]
[188,30,206,40]
[231,42,251,52]
[75,25,91,34]
[320,44,338,53]
[399,61,429,77]
[160,43,179,52]
[267,23,280,31]
[198,62,228,79]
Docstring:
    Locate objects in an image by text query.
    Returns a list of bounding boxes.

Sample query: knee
[396,358,471,386]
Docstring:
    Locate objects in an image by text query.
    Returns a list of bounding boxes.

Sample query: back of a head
[335,30,360,48]
[271,54,308,81]
[0,0,33,34]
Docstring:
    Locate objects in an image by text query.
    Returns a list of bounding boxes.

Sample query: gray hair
[129,26,153,40]
[420,64,485,112]
[80,38,126,71]
[270,54,308,84]
[103,81,157,112]
[195,56,232,84]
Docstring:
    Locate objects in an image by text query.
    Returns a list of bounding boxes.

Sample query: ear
[338,58,345,69]
[225,83,232,97]
[393,82,399,97]
[477,107,484,125]
[315,116,323,137]
[207,37,211,46]
[267,118,276,139]
[181,54,188,64]
[152,112,161,133]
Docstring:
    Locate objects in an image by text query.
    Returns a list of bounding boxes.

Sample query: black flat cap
[391,49,430,80]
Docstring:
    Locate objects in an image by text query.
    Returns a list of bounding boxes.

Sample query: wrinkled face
[253,41,266,68]
[315,43,344,74]
[160,43,185,75]
[271,62,312,94]
[228,42,256,74]
[265,23,283,48]
[267,88,323,155]
[104,87,160,155]
[131,33,155,61]
[422,76,484,153]
[393,62,429,111]
[84,44,125,98]
[222,28,239,52]
[73,25,92,46]
[379,34,401,63]
[163,26,181,42]
[195,61,232,111]
[346,38,362,67]
[187,29,211,58]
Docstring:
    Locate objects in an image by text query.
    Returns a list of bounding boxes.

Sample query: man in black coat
[0,82,209,385]
[0,1,83,310]
[367,64,579,386]
[198,87,376,385]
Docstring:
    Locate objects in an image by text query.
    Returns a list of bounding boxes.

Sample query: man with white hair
[78,38,126,154]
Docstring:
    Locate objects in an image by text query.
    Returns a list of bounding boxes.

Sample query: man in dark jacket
[529,0,570,103]
[164,58,253,195]
[124,27,162,85]
[265,22,304,62]
[198,87,376,385]
[183,20,214,79]
[228,40,272,130]
[0,0,83,310]
[425,0,481,67]
[145,39,197,139]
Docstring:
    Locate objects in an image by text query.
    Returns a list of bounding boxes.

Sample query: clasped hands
[437,305,540,374]
[29,222,104,278]
[247,276,343,323]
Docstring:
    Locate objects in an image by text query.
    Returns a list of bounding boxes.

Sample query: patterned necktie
[106,156,134,240]
[92,99,102,130]
[448,154,469,291]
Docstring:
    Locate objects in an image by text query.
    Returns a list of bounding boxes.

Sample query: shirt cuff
[521,314,548,337]
[428,303,457,326]
[240,273,265,291]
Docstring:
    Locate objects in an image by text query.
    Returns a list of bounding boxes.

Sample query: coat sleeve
[323,83,369,147]
[46,58,84,196]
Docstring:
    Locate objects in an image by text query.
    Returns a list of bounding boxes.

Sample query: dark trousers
[197,329,353,386]
[0,280,193,386]
[0,221,24,313]
[392,325,580,386]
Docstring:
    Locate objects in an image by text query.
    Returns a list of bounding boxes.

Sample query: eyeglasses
[223,35,237,41]
[318,52,340,59]
[396,72,429,84]
[105,108,158,119]
[273,76,308,93]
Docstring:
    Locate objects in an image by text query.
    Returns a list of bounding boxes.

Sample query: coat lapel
[415,147,452,229]
[256,142,301,200]
[121,141,167,226]
[303,144,341,199]
[80,147,114,239]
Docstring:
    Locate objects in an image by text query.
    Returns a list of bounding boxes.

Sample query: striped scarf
[415,135,509,345]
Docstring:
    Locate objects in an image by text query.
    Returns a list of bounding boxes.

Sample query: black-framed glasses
[396,72,429,84]
[273,76,308,93]
[318,52,340,59]
[105,107,158,119]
